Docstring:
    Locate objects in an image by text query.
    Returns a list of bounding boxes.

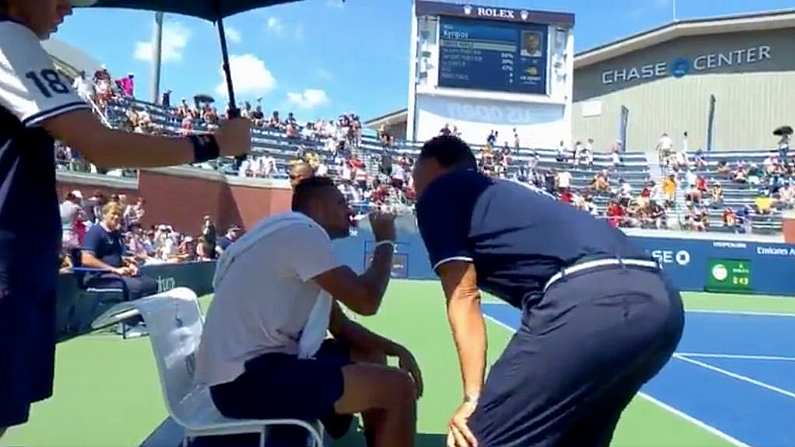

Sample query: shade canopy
[83,0,302,22]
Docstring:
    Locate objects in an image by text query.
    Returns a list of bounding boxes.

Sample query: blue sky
[54,0,794,121]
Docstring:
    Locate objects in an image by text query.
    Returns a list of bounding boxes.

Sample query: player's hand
[215,118,252,158]
[369,211,396,242]
[447,401,478,447]
[393,346,424,399]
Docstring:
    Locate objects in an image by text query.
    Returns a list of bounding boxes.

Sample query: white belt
[544,258,660,292]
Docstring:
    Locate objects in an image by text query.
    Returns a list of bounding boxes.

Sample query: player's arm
[288,225,391,316]
[416,187,486,401]
[328,302,401,354]
[0,23,233,168]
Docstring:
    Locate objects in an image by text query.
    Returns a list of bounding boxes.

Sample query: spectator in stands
[591,170,610,193]
[81,202,158,337]
[60,190,83,250]
[716,160,730,176]
[722,207,737,229]
[125,223,150,263]
[710,182,724,207]
[93,65,113,106]
[754,193,774,215]
[117,73,134,97]
[656,133,673,168]
[662,175,677,207]
[693,150,707,170]
[289,161,315,187]
[216,225,241,255]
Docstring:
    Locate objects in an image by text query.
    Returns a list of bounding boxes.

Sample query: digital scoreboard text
[437,17,549,95]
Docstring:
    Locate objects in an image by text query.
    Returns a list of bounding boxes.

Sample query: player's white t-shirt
[194,222,343,387]
[0,20,90,128]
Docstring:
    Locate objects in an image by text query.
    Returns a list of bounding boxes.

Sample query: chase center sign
[601,45,771,85]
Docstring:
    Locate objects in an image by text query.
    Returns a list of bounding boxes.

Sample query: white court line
[687,309,795,318]
[674,354,795,401]
[481,313,750,447]
[636,393,751,447]
[678,353,795,362]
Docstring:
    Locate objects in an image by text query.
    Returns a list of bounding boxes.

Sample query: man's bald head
[289,161,314,188]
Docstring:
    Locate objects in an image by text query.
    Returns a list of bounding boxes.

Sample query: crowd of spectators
[54,63,792,236]
[58,189,244,272]
[655,131,793,233]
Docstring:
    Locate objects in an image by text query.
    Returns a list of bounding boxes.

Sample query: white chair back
[133,287,205,427]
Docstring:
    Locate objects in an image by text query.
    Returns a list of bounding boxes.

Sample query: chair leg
[258,428,266,447]
[307,425,324,447]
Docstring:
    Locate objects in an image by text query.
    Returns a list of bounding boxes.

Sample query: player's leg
[347,342,389,447]
[468,267,683,447]
[334,363,417,447]
[210,350,416,447]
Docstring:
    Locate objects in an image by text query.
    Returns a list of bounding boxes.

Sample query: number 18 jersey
[0,17,91,262]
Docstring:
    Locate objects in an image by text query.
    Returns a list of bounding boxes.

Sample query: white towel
[212,212,333,359]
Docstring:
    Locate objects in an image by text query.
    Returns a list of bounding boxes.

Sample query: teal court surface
[4,280,795,447]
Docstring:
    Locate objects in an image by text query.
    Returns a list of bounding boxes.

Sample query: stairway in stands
[645,153,684,229]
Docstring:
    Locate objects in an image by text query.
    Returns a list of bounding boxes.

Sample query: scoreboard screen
[437,17,549,95]
[706,258,752,293]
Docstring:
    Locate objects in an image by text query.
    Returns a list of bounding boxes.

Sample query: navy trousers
[469,265,685,447]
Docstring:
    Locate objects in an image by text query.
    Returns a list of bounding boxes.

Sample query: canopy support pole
[214,0,237,117]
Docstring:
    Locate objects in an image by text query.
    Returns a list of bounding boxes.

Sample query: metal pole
[672,0,677,22]
[149,11,164,103]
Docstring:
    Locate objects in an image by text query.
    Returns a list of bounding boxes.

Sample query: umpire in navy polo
[412,135,685,447]
[0,0,251,437]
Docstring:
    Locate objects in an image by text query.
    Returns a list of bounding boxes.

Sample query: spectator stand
[670,149,793,235]
[56,88,792,236]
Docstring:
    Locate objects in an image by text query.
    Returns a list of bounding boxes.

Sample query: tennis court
[3,281,795,447]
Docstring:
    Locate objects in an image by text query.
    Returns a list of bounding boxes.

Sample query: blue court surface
[483,302,795,447]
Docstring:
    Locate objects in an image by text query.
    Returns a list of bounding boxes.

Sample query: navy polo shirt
[416,169,647,308]
[82,224,124,268]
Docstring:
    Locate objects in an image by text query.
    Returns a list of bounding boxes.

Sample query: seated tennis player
[195,176,422,447]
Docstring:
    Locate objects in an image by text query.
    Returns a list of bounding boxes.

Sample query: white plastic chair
[96,287,325,447]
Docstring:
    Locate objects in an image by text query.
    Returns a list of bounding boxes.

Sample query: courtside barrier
[55,261,216,341]
[337,221,795,297]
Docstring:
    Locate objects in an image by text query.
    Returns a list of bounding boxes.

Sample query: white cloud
[286,89,329,109]
[266,17,303,40]
[133,21,191,63]
[266,17,285,35]
[316,68,332,80]
[215,54,277,97]
[226,27,242,43]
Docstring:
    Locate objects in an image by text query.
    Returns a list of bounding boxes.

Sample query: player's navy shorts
[469,263,685,447]
[0,261,58,428]
[209,339,353,439]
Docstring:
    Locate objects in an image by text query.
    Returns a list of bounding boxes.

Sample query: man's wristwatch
[464,395,479,405]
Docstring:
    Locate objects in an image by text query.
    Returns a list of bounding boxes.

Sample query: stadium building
[368,10,795,152]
